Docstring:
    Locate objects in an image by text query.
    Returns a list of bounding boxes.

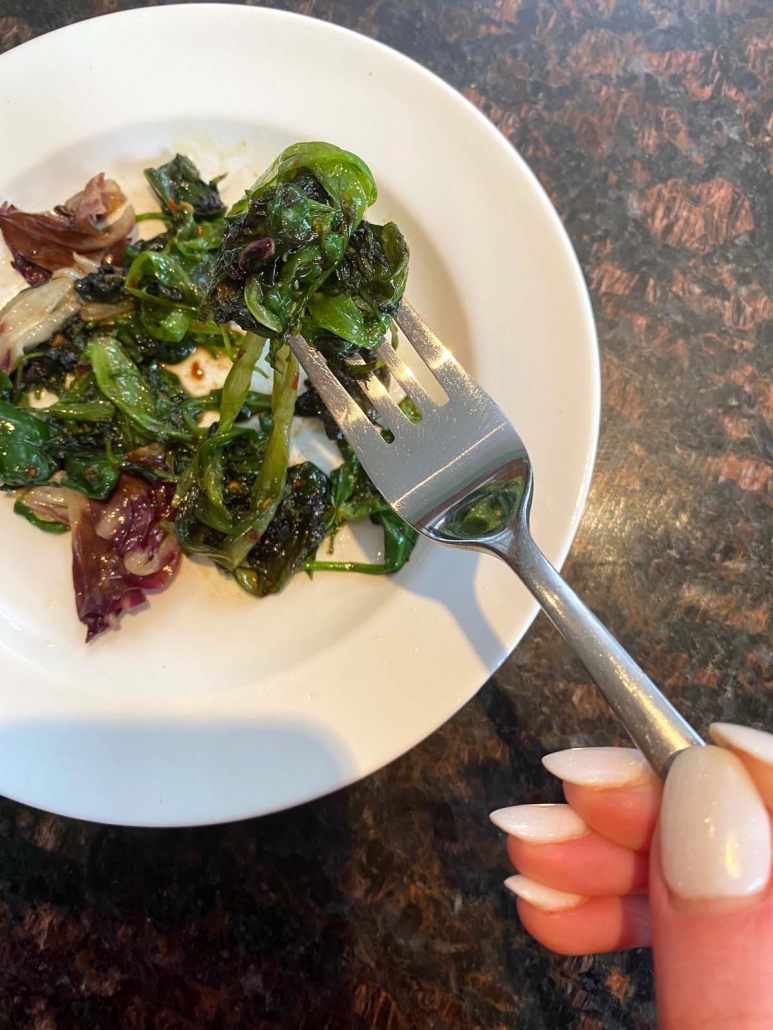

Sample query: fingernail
[710,723,773,765]
[542,747,651,788]
[490,804,590,844]
[710,723,773,810]
[661,745,771,901]
[504,875,588,912]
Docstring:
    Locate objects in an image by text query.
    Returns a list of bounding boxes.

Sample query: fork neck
[479,514,703,779]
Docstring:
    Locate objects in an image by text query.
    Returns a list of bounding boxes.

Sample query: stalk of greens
[192,141,416,589]
[0,143,417,640]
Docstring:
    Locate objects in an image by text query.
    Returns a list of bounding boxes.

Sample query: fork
[288,301,704,778]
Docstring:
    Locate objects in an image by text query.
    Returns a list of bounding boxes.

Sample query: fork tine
[396,300,475,393]
[375,341,437,413]
[287,335,387,460]
[355,371,408,431]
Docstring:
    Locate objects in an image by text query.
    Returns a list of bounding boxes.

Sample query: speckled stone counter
[0,0,770,1026]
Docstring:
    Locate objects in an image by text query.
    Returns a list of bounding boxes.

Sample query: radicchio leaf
[67,474,181,641]
[0,173,136,284]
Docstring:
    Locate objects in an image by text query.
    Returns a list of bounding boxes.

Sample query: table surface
[0,0,771,1026]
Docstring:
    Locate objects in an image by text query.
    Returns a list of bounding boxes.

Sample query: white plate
[0,5,599,826]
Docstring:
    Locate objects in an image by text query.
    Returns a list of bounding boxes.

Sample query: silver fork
[288,301,704,778]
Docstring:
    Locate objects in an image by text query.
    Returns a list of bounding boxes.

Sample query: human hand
[491,724,773,1029]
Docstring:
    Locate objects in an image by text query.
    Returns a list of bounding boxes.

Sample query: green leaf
[125,251,200,310]
[0,400,58,487]
[304,440,417,575]
[88,335,161,433]
[244,279,284,334]
[304,293,383,349]
[251,142,377,231]
[200,142,379,338]
[61,454,120,500]
[196,426,256,525]
[138,303,193,344]
[216,333,266,435]
[304,221,408,347]
[0,370,14,402]
[13,497,69,534]
[87,335,191,443]
[45,399,116,423]
[240,462,330,596]
[217,344,299,570]
[145,154,226,221]
[373,509,418,571]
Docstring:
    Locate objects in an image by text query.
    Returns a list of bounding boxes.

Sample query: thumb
[650,744,773,1030]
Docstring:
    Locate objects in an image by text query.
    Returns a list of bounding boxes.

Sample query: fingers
[543,747,662,852]
[650,744,773,1029]
[491,749,656,956]
[495,728,773,1014]
[510,885,652,956]
[504,824,649,896]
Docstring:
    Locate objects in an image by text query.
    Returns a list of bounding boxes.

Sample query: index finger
[543,748,662,853]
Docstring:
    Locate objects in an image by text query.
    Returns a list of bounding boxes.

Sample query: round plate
[0,5,599,826]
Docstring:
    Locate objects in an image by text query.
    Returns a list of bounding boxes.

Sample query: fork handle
[494,527,704,778]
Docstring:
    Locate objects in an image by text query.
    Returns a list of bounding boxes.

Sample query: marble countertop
[0,0,770,1026]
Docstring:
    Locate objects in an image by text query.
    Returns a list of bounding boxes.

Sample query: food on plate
[0,143,416,640]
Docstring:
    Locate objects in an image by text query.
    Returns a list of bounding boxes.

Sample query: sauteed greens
[0,143,415,640]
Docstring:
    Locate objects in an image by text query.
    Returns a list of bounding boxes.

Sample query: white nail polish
[504,875,588,912]
[490,804,590,844]
[710,723,773,764]
[542,747,651,788]
[661,745,771,901]
[710,722,773,810]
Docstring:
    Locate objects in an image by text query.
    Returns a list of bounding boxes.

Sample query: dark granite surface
[0,0,771,1026]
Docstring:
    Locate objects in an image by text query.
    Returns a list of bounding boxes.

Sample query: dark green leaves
[304,221,409,349]
[373,510,418,572]
[240,462,330,596]
[125,160,227,346]
[200,142,380,338]
[125,251,200,310]
[172,342,299,573]
[303,441,418,576]
[74,266,126,304]
[88,335,166,437]
[61,454,120,500]
[2,145,413,615]
[87,335,195,443]
[145,154,226,221]
[250,142,377,231]
[0,401,57,487]
[17,317,88,394]
[0,371,13,402]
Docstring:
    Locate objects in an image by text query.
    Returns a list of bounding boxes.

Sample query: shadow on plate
[400,545,508,670]
[0,717,356,828]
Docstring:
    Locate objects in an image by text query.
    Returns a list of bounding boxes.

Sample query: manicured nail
[542,747,651,788]
[490,804,590,844]
[710,723,773,764]
[710,723,773,809]
[661,745,771,901]
[504,875,588,912]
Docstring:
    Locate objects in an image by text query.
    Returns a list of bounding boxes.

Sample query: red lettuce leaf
[0,173,135,284]
[67,474,180,641]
